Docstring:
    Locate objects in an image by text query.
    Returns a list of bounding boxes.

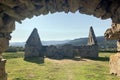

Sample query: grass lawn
[2,52,120,80]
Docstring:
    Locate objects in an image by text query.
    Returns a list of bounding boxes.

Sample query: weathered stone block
[117,40,120,51]
[109,53,120,76]
[0,59,7,80]
[46,45,64,59]
[105,23,120,40]
[62,44,74,58]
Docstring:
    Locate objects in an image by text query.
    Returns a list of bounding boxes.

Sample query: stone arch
[0,0,120,79]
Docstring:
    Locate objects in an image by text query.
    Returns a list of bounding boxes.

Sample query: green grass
[2,52,120,80]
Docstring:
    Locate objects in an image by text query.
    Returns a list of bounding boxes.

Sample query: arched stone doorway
[0,0,120,79]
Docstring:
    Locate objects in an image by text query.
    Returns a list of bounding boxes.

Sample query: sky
[10,11,112,42]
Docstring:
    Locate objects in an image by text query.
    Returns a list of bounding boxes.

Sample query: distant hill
[10,36,117,51]
[42,40,70,46]
[67,36,117,50]
[9,40,70,47]
[9,42,25,47]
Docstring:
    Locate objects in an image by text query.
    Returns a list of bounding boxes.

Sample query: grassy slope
[3,52,120,80]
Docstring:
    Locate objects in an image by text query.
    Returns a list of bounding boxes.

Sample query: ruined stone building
[25,27,98,59]
[73,26,98,58]
[45,26,98,59]
[24,28,44,59]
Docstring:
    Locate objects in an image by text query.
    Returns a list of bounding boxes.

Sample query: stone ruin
[24,28,44,61]
[46,44,74,59]
[25,27,98,60]
[45,26,98,59]
[0,0,120,79]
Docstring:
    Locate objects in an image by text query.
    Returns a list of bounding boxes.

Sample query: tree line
[5,46,24,52]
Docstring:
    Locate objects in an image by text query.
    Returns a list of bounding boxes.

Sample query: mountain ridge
[10,36,117,50]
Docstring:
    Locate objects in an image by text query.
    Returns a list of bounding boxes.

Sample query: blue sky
[10,11,112,42]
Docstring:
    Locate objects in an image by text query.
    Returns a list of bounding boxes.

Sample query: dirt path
[45,58,92,64]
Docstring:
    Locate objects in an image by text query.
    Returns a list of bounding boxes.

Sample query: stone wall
[61,44,74,58]
[46,45,73,59]
[46,45,62,59]
[45,44,98,59]
[74,45,98,58]
[25,45,42,58]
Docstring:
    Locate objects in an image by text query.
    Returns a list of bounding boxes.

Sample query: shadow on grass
[89,57,109,61]
[24,57,44,64]
[24,56,109,64]
[48,57,87,61]
[71,56,110,61]
[72,57,87,61]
